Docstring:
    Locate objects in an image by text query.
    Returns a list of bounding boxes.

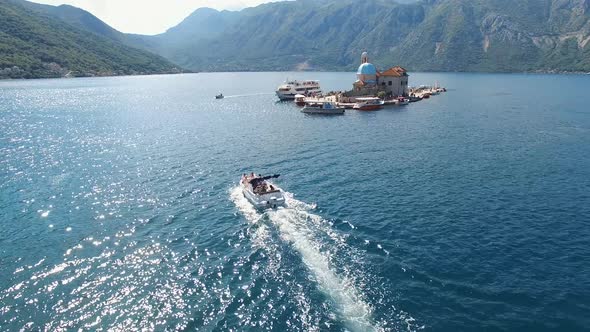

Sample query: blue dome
[357,63,377,75]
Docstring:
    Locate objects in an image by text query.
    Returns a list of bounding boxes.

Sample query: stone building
[378,66,409,97]
[349,52,409,97]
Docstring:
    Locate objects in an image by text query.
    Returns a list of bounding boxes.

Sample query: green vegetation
[136,0,590,73]
[0,0,181,79]
[1,0,589,78]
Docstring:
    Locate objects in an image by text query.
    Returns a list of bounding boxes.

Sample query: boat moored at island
[353,97,385,111]
[294,94,306,106]
[396,96,409,105]
[241,174,286,209]
[276,80,322,100]
[301,102,345,115]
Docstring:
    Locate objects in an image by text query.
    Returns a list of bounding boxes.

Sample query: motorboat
[241,174,286,209]
[276,80,321,100]
[396,96,410,105]
[301,102,345,115]
[294,94,306,107]
[353,97,385,111]
[215,93,224,99]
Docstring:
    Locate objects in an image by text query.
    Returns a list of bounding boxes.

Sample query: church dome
[357,63,377,76]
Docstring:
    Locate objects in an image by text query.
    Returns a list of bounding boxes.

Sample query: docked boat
[353,97,385,111]
[301,102,345,115]
[215,93,224,99]
[294,94,306,107]
[241,174,286,209]
[408,95,422,103]
[276,80,321,100]
[396,96,409,105]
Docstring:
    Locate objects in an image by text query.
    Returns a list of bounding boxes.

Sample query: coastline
[0,70,191,82]
[2,69,589,81]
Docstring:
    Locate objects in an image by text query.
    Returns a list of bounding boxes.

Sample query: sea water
[1,72,589,331]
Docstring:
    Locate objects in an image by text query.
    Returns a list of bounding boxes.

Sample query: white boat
[276,80,321,100]
[353,97,385,111]
[241,174,286,209]
[301,102,345,115]
[294,94,306,106]
[396,96,409,105]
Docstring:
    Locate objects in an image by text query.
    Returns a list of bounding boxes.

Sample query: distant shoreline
[0,71,190,82]
[2,70,590,82]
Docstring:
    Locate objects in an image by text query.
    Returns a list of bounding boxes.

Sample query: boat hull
[354,105,382,111]
[242,184,286,209]
[301,108,345,115]
[276,92,297,100]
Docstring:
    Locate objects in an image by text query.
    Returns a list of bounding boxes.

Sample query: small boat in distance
[301,102,345,115]
[241,173,286,209]
[215,93,224,99]
[353,97,385,111]
[294,94,306,107]
[276,80,321,101]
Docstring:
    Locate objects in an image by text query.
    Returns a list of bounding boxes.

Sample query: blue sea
[1,72,589,331]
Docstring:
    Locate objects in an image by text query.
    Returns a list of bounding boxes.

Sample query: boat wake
[230,186,383,332]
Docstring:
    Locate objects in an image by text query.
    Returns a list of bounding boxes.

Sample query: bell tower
[361,51,369,64]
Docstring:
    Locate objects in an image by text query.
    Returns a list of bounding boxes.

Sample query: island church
[350,52,409,97]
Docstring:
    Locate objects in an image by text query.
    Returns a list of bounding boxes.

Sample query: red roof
[379,66,407,77]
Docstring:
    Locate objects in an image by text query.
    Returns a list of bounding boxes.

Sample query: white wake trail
[230,186,381,332]
[229,186,269,248]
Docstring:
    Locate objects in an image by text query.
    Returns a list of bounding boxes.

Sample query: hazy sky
[30,0,279,35]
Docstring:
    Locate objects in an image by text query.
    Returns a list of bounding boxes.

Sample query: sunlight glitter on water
[3,73,589,331]
[230,186,407,332]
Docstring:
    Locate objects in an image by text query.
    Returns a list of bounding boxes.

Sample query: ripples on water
[1,73,590,331]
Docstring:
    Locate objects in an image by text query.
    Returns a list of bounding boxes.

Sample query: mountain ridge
[2,0,590,78]
[133,0,590,73]
[0,0,182,79]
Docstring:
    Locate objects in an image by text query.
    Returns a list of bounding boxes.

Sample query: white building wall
[378,76,408,96]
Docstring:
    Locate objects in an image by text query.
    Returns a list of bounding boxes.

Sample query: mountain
[17,1,126,42]
[0,0,181,79]
[2,0,589,77]
[388,0,590,72]
[16,1,160,51]
[136,0,590,73]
